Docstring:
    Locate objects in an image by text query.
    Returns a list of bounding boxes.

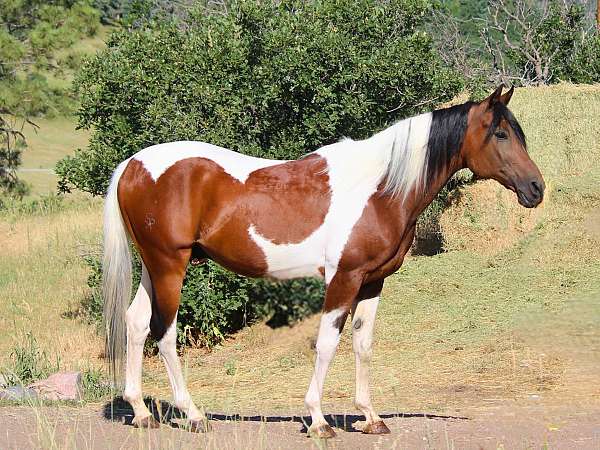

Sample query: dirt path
[1,402,599,449]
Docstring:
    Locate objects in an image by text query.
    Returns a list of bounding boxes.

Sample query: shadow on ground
[102,396,469,434]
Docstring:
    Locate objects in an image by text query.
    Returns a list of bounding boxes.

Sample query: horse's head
[462,86,545,208]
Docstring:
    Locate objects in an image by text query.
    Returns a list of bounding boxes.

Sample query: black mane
[426,101,527,182]
[426,101,474,182]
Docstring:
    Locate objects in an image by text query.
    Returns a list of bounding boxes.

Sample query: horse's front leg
[352,280,390,434]
[304,271,362,438]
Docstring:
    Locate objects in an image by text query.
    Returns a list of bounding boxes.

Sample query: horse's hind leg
[148,250,209,432]
[124,262,159,428]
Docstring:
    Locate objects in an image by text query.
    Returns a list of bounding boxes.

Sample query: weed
[224,359,237,376]
[1,332,60,386]
[81,367,112,402]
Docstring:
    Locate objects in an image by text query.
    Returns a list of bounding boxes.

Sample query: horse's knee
[352,326,373,361]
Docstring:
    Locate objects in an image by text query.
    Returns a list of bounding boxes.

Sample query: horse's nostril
[531,180,542,198]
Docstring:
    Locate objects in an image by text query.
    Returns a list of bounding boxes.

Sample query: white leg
[304,308,347,438]
[123,263,156,427]
[352,296,389,434]
[157,313,204,424]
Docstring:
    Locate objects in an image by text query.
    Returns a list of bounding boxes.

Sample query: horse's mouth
[517,190,541,208]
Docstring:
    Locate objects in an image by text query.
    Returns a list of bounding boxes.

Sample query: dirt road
[1,401,599,449]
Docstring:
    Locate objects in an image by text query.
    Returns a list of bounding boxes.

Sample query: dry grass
[1,84,599,423]
[0,198,104,373]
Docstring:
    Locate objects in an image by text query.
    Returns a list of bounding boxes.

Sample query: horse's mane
[381,100,526,199]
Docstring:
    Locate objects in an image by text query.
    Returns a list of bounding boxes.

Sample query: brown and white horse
[103,86,544,437]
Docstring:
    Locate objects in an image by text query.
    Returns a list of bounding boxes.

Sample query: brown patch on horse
[245,154,330,244]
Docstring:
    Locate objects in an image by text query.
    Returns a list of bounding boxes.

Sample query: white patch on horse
[247,117,432,282]
[305,308,347,428]
[248,139,382,282]
[133,141,282,183]
[248,225,324,280]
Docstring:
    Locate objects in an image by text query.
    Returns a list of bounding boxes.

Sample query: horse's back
[131,141,283,183]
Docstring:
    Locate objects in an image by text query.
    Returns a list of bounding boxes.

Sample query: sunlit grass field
[1,84,599,419]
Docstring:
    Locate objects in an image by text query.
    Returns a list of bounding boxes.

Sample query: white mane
[315,112,433,199]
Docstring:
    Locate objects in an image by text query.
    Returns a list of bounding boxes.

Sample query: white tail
[103,160,132,386]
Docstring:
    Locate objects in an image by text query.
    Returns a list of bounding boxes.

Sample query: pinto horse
[103,86,544,437]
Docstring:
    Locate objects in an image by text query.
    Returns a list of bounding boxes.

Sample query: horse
[102,86,544,438]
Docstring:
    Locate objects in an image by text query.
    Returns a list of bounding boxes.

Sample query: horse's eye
[494,130,508,140]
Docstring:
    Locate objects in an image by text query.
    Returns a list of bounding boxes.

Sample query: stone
[0,385,38,401]
[28,371,82,401]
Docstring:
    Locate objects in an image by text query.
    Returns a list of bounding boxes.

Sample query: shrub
[82,250,324,348]
[61,0,465,345]
[57,0,464,195]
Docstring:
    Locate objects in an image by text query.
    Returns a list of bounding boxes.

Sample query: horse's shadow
[102,396,468,434]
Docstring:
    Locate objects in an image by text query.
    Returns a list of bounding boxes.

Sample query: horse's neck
[388,155,464,226]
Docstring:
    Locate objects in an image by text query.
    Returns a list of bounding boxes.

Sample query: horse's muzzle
[517,179,545,208]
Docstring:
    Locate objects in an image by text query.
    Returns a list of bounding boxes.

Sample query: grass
[0,197,104,375]
[17,116,91,196]
[0,84,599,424]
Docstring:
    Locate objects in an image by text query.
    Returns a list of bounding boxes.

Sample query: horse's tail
[102,160,131,387]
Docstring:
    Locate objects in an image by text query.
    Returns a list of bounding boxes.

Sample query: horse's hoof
[133,415,160,429]
[186,418,211,433]
[362,420,391,434]
[308,423,336,438]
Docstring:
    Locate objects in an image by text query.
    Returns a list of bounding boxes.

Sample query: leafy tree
[0,0,101,116]
[0,108,34,198]
[57,0,464,195]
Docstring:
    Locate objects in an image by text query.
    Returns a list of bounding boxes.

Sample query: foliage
[434,0,600,87]
[0,109,31,198]
[0,0,101,116]
[56,0,464,195]
[81,367,112,401]
[482,0,600,85]
[0,73,76,117]
[1,332,60,385]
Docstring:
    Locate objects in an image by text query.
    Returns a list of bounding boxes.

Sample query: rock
[28,371,82,401]
[0,385,38,401]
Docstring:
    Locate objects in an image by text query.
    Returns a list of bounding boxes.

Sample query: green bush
[82,250,324,348]
[57,0,464,195]
[61,0,465,345]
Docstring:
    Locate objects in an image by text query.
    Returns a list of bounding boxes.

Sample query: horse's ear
[499,86,514,105]
[482,85,504,109]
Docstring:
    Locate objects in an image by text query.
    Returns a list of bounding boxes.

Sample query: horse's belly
[248,225,325,280]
